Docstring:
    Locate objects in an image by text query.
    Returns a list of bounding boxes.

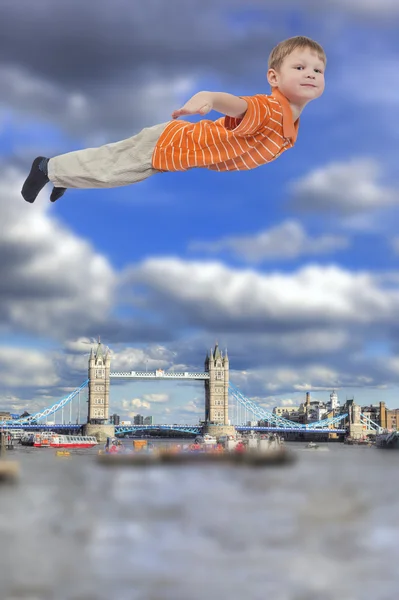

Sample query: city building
[327,390,340,411]
[133,414,144,425]
[144,416,153,425]
[270,393,338,425]
[380,402,399,430]
[310,402,328,421]
[296,391,344,424]
[273,406,300,421]
[0,411,11,421]
[386,409,399,430]
[110,413,120,425]
[361,404,380,424]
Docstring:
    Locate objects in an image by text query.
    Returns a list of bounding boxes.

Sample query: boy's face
[267,47,325,105]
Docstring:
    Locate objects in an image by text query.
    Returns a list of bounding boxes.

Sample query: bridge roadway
[1,423,346,435]
[110,371,209,379]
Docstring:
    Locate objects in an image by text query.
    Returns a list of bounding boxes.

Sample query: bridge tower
[83,339,115,442]
[347,399,364,440]
[204,343,235,439]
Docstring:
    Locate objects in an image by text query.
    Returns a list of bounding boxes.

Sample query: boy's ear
[267,68,278,87]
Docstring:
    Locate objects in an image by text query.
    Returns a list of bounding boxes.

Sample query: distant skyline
[0,0,399,422]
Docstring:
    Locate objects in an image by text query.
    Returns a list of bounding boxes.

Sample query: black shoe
[21,156,49,203]
[50,186,67,202]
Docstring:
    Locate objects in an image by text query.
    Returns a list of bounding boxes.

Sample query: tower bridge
[85,341,233,440]
[0,340,380,441]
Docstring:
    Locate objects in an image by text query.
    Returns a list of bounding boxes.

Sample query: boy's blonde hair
[268,36,326,71]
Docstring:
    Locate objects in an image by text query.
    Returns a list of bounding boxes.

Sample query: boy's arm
[172,91,248,119]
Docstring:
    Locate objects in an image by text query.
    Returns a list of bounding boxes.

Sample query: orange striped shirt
[152,88,299,172]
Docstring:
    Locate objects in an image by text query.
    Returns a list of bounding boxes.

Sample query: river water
[0,441,398,600]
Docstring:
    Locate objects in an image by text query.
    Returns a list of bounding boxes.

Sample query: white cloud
[129,257,399,328]
[281,398,296,407]
[120,393,170,417]
[110,346,170,372]
[0,166,116,339]
[0,394,27,414]
[190,220,349,262]
[62,351,91,376]
[232,363,378,398]
[0,347,59,388]
[142,393,169,404]
[181,400,203,414]
[63,338,98,353]
[122,398,151,412]
[290,159,397,215]
[0,55,198,145]
[0,65,90,141]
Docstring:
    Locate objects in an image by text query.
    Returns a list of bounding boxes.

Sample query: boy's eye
[294,66,304,70]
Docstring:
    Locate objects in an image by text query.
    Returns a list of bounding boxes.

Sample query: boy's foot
[50,186,67,202]
[21,157,49,203]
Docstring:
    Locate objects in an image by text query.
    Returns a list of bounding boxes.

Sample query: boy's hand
[172,92,213,119]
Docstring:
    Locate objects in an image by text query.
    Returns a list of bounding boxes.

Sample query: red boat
[33,432,98,448]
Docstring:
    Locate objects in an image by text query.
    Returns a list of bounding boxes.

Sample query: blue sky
[0,0,399,423]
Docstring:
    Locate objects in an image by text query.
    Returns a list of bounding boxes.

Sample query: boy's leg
[21,122,168,203]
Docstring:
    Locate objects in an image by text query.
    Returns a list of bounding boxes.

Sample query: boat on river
[32,432,98,449]
[305,441,319,449]
[194,434,217,447]
[20,432,39,446]
[375,431,399,449]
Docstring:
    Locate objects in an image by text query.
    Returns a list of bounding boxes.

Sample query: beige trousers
[48,122,168,188]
